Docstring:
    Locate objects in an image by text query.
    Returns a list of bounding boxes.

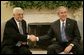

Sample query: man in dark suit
[1,7,33,54]
[29,6,82,54]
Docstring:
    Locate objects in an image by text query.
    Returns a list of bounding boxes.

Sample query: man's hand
[21,42,27,45]
[29,35,37,42]
[64,44,73,53]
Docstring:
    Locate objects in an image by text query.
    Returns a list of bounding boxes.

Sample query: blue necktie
[61,22,68,42]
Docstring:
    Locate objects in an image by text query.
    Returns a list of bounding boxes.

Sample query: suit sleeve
[71,21,81,46]
[3,21,27,42]
[37,26,55,44]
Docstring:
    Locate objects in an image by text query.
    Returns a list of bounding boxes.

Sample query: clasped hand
[29,35,37,42]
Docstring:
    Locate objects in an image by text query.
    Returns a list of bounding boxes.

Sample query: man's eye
[61,12,63,14]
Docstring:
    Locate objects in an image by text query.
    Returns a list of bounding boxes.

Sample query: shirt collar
[60,19,66,24]
[14,18,20,25]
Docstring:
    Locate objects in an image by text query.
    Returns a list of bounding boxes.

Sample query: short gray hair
[57,6,68,13]
[13,7,23,14]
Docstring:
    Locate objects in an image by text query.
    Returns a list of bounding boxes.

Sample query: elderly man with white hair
[1,7,33,54]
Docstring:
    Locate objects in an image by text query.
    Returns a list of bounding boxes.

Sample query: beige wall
[1,1,83,41]
[1,1,13,22]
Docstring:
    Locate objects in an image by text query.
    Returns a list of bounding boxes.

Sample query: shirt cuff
[36,37,39,41]
[70,43,74,47]
[27,35,30,39]
[27,35,39,41]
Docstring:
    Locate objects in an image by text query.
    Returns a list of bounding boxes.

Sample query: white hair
[13,7,23,14]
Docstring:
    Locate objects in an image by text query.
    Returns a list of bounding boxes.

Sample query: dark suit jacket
[38,18,81,46]
[1,17,28,47]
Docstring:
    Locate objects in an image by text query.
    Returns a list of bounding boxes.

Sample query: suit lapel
[54,20,61,39]
[56,20,60,35]
[65,18,70,30]
[12,18,19,33]
[22,21,25,34]
[54,19,63,42]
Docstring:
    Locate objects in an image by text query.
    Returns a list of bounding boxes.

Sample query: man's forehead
[59,8,67,12]
[15,10,24,14]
